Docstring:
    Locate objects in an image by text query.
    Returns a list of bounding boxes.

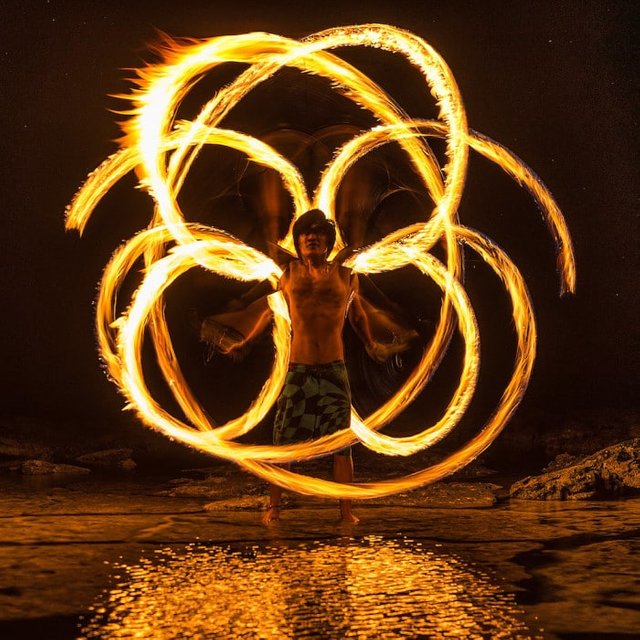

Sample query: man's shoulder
[280,259,302,287]
[336,264,356,290]
[281,259,300,275]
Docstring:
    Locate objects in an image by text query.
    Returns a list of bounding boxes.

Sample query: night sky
[1,1,638,443]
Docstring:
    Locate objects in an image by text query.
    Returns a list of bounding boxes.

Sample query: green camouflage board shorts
[273,361,352,456]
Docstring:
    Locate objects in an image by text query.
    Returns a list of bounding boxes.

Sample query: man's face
[300,224,329,259]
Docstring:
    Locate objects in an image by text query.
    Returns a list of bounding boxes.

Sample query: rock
[178,466,223,478]
[542,452,578,473]
[371,482,498,508]
[76,449,136,471]
[119,458,137,472]
[21,460,91,475]
[510,438,640,500]
[453,460,498,478]
[160,469,263,500]
[160,475,255,499]
[203,495,266,511]
[0,460,22,472]
[201,484,501,512]
[0,437,53,462]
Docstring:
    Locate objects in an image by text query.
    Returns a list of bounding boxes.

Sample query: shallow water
[78,537,539,639]
[1,475,639,639]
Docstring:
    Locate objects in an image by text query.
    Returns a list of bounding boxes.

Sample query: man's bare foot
[340,505,360,524]
[261,505,280,525]
[340,511,360,524]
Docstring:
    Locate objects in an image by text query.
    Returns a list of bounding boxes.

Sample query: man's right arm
[226,279,276,311]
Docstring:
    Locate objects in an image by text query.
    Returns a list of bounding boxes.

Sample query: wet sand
[1,474,639,638]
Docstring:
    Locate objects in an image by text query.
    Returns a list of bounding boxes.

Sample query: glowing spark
[66,25,575,498]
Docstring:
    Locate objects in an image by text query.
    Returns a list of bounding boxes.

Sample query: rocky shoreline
[3,417,640,508]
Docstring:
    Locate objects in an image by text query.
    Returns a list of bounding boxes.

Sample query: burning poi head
[65,24,575,499]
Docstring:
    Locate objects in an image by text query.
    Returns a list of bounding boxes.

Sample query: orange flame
[66,25,575,498]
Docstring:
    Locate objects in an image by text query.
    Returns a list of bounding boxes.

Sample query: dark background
[1,1,638,463]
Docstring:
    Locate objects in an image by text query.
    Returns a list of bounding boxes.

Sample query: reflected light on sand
[78,536,541,639]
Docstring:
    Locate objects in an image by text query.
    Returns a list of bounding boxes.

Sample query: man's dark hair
[292,209,336,257]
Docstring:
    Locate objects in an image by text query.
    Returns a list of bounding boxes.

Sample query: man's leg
[333,453,359,524]
[261,464,290,525]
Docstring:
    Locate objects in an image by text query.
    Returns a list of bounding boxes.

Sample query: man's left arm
[347,273,377,355]
[347,272,420,362]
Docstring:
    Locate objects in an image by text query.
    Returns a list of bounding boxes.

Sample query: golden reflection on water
[78,536,540,639]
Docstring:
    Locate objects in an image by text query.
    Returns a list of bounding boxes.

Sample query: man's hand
[365,328,420,363]
[200,317,248,361]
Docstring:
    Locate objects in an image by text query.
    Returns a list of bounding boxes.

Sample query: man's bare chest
[285,266,350,308]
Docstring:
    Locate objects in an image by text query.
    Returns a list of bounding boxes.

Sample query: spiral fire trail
[66,24,575,498]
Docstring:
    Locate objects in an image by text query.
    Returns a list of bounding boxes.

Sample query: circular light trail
[66,24,575,498]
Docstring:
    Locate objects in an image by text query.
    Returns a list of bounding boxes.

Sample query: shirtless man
[200,208,417,524]
[262,208,366,525]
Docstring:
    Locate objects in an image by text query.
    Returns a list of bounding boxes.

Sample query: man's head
[292,209,336,259]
